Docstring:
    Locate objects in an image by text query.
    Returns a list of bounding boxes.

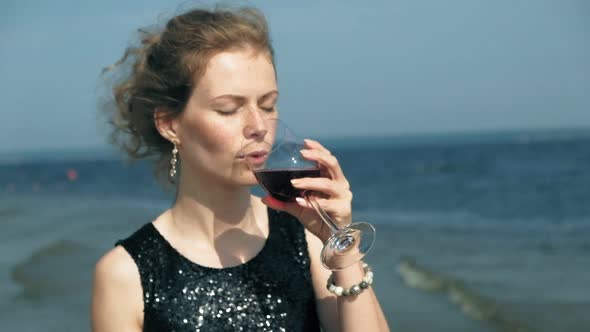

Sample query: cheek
[180,114,240,164]
[194,119,232,152]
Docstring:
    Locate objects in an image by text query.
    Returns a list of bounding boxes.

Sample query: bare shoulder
[91,246,143,332]
[94,245,140,286]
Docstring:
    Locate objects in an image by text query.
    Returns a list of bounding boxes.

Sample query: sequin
[115,207,321,331]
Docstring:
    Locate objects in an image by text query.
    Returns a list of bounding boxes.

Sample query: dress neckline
[146,207,275,272]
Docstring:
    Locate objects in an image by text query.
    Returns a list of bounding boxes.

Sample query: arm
[305,230,390,332]
[91,246,143,332]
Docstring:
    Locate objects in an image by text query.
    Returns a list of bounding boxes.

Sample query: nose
[243,108,268,140]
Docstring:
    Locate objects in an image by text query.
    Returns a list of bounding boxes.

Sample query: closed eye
[215,109,237,116]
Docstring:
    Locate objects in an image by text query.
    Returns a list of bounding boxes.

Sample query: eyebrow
[258,90,279,103]
[209,90,279,104]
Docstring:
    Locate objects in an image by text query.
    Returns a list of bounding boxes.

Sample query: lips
[238,149,268,166]
[245,150,268,158]
[237,149,268,158]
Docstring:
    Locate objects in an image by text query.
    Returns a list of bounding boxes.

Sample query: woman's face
[175,48,278,187]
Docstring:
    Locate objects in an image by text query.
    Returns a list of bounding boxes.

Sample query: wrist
[332,261,365,288]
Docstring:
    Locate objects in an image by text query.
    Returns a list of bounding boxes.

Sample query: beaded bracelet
[326,262,374,297]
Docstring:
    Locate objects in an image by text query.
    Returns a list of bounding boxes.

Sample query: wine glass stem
[303,192,341,235]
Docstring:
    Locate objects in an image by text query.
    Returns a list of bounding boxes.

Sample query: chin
[245,175,260,187]
[233,171,259,187]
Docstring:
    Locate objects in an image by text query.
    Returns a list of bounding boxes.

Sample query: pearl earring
[169,143,178,183]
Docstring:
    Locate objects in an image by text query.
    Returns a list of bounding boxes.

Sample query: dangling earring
[169,143,178,183]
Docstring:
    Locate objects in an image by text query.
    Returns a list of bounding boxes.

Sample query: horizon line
[1,125,589,157]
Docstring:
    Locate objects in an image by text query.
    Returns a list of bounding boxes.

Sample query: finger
[291,197,351,223]
[314,196,352,211]
[304,139,332,155]
[290,177,347,198]
[303,140,339,175]
[299,149,347,185]
[306,198,352,225]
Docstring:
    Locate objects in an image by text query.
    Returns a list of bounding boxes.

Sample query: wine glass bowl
[242,118,320,203]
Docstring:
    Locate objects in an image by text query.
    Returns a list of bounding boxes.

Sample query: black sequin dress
[115,208,322,332]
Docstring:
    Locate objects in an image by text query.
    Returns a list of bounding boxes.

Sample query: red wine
[254,168,321,202]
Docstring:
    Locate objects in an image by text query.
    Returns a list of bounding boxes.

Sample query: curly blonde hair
[100,6,275,189]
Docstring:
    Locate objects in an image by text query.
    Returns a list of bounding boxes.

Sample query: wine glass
[242,118,375,270]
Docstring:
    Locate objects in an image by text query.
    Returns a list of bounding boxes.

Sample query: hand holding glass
[242,119,375,270]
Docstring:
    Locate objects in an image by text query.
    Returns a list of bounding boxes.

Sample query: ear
[154,107,180,144]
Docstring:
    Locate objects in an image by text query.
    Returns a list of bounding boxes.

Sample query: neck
[170,169,256,246]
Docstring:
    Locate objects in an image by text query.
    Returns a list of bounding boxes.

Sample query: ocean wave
[396,257,531,332]
[0,206,23,218]
[11,239,96,301]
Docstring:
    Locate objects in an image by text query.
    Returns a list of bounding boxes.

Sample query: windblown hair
[99,5,274,189]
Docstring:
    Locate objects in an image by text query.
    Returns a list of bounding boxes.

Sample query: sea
[0,128,589,332]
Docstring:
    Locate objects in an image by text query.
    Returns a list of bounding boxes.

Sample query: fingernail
[295,197,307,206]
[290,179,300,185]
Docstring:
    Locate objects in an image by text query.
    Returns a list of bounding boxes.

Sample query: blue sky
[1,0,589,152]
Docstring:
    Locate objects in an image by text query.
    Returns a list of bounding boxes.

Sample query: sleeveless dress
[115,207,322,332]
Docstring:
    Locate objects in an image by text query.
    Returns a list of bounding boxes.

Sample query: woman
[91,6,389,332]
